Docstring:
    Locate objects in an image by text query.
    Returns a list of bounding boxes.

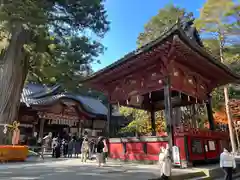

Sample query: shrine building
[83,19,240,167]
[19,83,121,140]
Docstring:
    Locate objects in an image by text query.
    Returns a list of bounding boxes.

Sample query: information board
[172,146,181,166]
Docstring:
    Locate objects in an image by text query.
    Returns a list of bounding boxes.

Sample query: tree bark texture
[218,35,237,153]
[224,86,237,153]
[235,125,240,152]
[0,25,29,144]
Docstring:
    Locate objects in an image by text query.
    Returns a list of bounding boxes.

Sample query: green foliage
[0,0,109,92]
[119,107,149,133]
[195,0,240,54]
[195,0,240,110]
[137,4,194,47]
[119,106,166,135]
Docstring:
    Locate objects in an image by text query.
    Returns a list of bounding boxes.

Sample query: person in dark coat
[55,143,61,158]
[52,137,58,158]
[62,138,68,158]
[75,138,81,158]
[96,137,105,167]
[52,136,61,158]
[89,139,95,160]
[68,137,75,158]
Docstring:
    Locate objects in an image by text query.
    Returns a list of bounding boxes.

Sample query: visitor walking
[51,136,58,158]
[89,139,95,160]
[67,137,75,158]
[62,138,68,157]
[81,137,89,162]
[103,138,108,164]
[159,145,172,180]
[52,136,60,158]
[43,132,52,153]
[96,136,104,167]
[220,147,236,180]
[75,138,81,158]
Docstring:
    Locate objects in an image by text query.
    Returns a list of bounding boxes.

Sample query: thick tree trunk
[235,126,240,152]
[224,86,237,153]
[218,36,237,153]
[0,25,29,144]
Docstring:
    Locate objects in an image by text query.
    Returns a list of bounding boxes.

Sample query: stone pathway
[0,159,159,180]
[2,158,240,179]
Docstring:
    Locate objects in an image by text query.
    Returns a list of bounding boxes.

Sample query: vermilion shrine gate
[84,20,240,167]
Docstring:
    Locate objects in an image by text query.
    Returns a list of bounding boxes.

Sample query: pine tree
[0,0,109,143]
[195,0,240,152]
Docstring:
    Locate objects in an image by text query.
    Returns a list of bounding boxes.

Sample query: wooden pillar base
[163,76,174,148]
[151,110,156,136]
[107,103,112,137]
[39,119,45,140]
[206,94,215,131]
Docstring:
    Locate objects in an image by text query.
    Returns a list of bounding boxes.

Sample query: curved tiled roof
[21,83,120,117]
[83,20,239,83]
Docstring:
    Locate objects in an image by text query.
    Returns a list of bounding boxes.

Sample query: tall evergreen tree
[0,0,109,142]
[137,4,193,47]
[195,0,240,152]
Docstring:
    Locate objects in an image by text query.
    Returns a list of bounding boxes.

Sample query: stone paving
[1,158,240,179]
[0,159,161,180]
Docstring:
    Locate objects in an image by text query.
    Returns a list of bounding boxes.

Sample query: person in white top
[102,138,108,164]
[81,138,89,162]
[159,145,172,179]
[220,147,236,180]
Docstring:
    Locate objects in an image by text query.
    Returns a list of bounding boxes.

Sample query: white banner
[172,146,181,166]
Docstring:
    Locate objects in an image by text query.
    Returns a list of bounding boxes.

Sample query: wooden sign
[38,112,79,121]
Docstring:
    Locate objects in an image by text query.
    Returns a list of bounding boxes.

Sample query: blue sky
[91,0,206,71]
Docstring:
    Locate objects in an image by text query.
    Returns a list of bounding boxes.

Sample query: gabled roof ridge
[83,20,239,83]
[84,23,179,81]
[176,28,240,80]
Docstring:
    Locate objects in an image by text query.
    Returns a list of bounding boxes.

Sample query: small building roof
[21,83,120,117]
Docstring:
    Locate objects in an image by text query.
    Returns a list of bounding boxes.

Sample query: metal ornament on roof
[179,16,203,47]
